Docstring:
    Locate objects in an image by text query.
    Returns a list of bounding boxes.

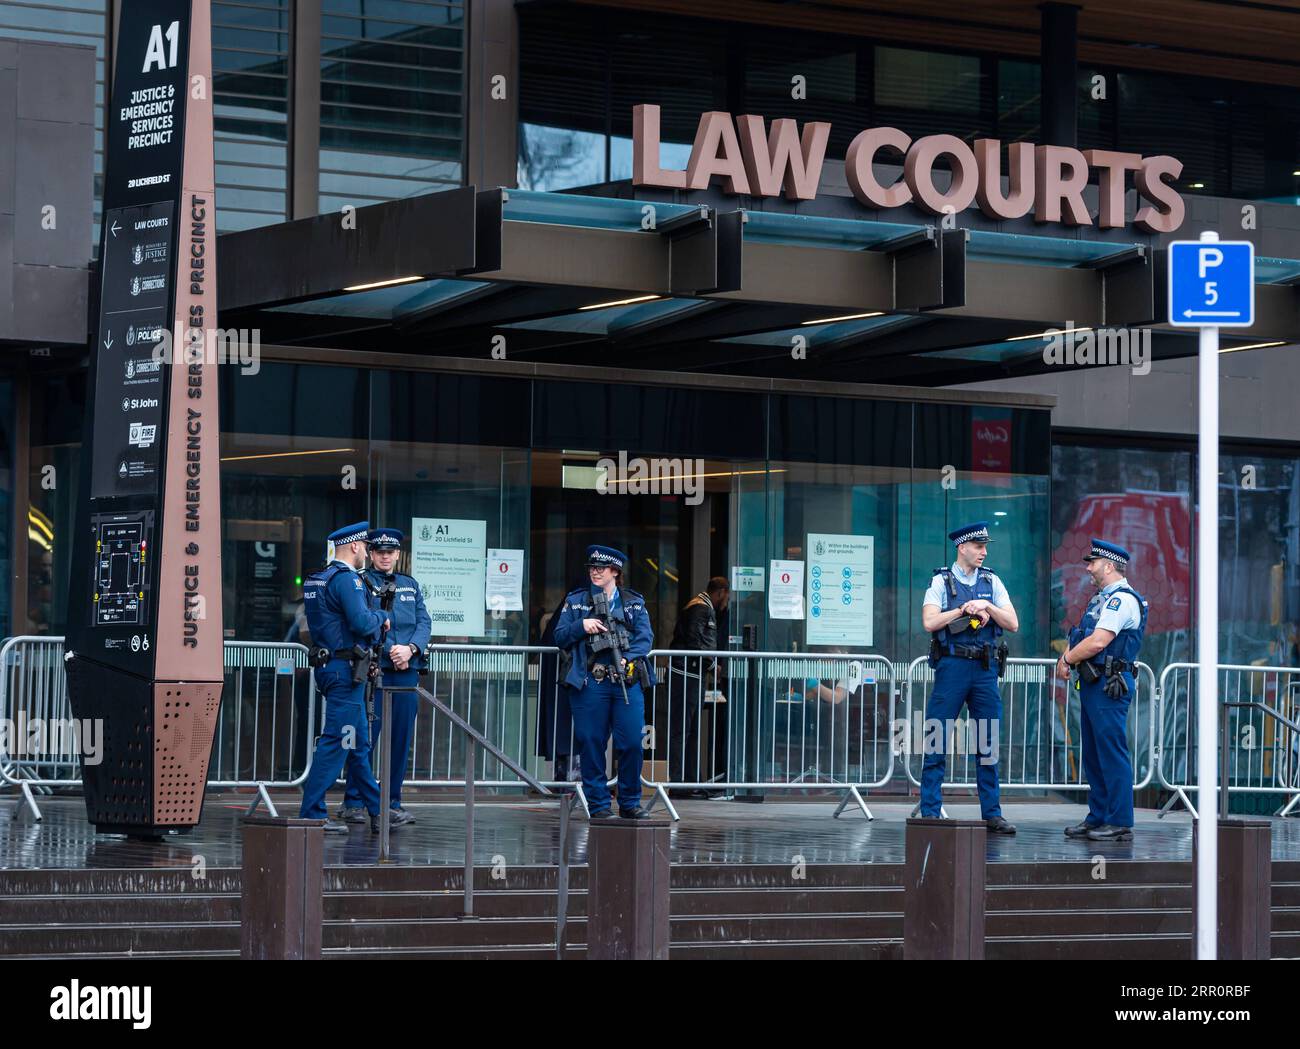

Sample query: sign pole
[1194,229,1220,961]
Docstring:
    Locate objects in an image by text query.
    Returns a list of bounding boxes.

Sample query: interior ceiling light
[343,275,423,292]
[1219,341,1286,355]
[577,294,662,311]
[800,311,885,325]
[1005,326,1093,342]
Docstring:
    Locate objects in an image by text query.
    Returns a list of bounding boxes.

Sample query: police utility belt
[589,658,649,687]
[310,644,427,672]
[929,638,1009,677]
[1074,656,1135,697]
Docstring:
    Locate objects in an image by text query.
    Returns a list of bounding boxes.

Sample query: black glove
[1103,673,1129,699]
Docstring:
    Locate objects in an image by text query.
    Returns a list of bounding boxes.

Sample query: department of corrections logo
[130,276,140,297]
[132,243,143,265]
[125,358,135,378]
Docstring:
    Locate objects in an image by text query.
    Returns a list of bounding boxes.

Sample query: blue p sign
[1168,239,1254,327]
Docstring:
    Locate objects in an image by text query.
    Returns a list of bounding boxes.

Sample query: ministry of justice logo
[420,525,432,540]
[132,243,143,265]
[815,541,826,556]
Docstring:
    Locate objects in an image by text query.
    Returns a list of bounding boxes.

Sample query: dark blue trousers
[571,676,644,813]
[919,657,1003,820]
[1078,676,1134,827]
[344,668,418,809]
[299,663,380,819]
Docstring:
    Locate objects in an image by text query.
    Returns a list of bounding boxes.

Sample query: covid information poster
[411,518,486,637]
[805,533,873,646]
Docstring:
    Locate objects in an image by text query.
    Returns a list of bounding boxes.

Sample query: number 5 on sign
[1168,239,1254,327]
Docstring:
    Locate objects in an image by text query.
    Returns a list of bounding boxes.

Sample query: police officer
[553,545,656,819]
[299,522,389,833]
[336,528,431,827]
[920,522,1020,834]
[1057,539,1148,842]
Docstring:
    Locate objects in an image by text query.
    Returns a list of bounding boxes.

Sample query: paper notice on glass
[411,518,486,637]
[485,548,524,612]
[731,566,765,592]
[806,533,873,646]
[768,560,805,620]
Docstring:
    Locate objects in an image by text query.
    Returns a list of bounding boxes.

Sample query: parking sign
[1168,239,1254,327]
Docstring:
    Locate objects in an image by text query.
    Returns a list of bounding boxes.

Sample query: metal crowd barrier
[901,656,1158,797]
[1156,662,1300,818]
[0,635,318,819]
[642,650,897,819]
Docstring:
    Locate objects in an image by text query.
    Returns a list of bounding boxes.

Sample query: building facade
[3,0,1299,691]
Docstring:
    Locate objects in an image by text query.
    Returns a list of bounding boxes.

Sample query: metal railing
[900,656,1158,797]
[642,650,897,819]
[1156,662,1300,818]
[0,635,318,819]
[5,634,1299,825]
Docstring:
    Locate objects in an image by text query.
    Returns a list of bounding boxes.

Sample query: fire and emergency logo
[128,422,157,449]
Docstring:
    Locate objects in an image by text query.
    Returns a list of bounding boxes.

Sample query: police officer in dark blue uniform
[299,522,389,833]
[336,527,431,827]
[920,522,1020,833]
[553,545,656,819]
[1058,539,1148,842]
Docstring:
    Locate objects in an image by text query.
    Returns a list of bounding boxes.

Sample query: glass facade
[318,0,465,212]
[213,0,291,232]
[517,5,1300,203]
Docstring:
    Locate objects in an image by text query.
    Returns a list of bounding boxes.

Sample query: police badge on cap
[948,521,993,546]
[585,544,627,569]
[1084,538,1131,568]
[366,527,404,550]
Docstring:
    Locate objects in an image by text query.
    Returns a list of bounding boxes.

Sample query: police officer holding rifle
[553,545,656,820]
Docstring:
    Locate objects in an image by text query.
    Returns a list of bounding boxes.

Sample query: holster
[996,641,1009,680]
[350,646,371,685]
[928,636,943,669]
[308,647,331,669]
[1076,659,1102,685]
[979,645,991,672]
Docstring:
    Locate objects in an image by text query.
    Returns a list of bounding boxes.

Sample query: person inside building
[666,576,730,798]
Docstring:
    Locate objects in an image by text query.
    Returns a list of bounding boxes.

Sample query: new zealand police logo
[132,244,143,265]
[130,276,140,297]
[1107,597,1122,611]
[126,326,136,346]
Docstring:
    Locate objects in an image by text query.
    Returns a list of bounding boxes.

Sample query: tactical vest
[302,562,351,653]
[932,566,1003,653]
[1068,584,1149,671]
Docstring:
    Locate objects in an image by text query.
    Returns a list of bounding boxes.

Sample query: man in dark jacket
[667,577,730,796]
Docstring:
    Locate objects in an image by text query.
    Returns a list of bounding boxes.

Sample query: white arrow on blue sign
[1167,239,1254,327]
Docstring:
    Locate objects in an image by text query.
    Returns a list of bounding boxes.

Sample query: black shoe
[985,816,1017,835]
[1086,824,1134,841]
[1064,820,1101,839]
[588,808,613,820]
[369,813,381,834]
[619,807,651,820]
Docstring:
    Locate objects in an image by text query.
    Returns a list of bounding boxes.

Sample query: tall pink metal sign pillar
[65,0,223,836]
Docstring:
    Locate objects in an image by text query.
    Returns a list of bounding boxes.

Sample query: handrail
[373,681,569,948]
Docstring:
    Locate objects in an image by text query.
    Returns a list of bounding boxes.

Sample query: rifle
[362,576,398,735]
[588,589,633,705]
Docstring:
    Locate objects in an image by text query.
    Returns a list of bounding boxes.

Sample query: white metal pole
[1195,231,1220,960]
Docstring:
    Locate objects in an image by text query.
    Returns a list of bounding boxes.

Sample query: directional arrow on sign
[103,331,113,349]
[110,221,120,238]
[1184,309,1245,319]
